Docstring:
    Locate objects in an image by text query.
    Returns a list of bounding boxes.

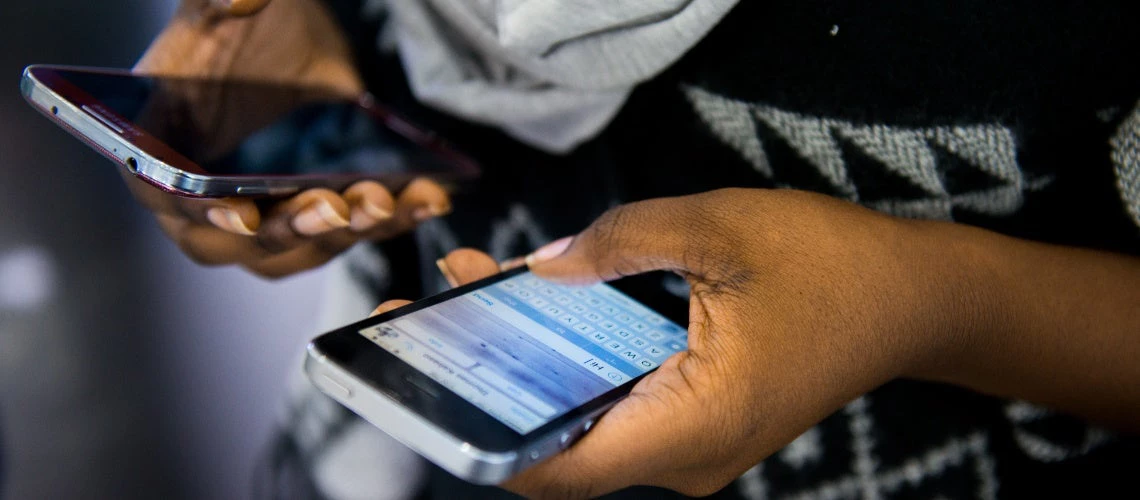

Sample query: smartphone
[20,65,480,198]
[305,267,688,484]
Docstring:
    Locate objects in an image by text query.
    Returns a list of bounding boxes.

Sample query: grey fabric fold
[386,0,738,152]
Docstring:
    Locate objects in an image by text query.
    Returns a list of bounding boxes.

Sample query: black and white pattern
[684,86,1055,221]
[273,2,1140,498]
[737,396,999,500]
[1111,101,1140,229]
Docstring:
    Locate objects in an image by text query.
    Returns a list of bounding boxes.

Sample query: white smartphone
[21,65,479,198]
[305,268,688,484]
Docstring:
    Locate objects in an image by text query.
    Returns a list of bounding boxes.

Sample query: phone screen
[52,69,467,178]
[358,272,688,434]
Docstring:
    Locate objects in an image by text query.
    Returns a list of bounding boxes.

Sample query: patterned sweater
[267,1,1140,499]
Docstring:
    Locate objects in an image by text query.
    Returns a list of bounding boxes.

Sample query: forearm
[913,220,1140,432]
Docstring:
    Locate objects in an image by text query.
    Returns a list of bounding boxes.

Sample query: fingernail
[207,207,255,235]
[435,258,459,288]
[525,236,573,267]
[350,199,393,232]
[362,199,393,220]
[293,201,349,236]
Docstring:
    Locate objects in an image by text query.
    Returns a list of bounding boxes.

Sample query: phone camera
[125,157,139,174]
[50,106,59,115]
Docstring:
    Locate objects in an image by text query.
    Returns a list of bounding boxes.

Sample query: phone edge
[21,64,481,198]
[304,342,521,485]
[20,65,227,198]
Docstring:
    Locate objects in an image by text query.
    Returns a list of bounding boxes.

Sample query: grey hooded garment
[385,0,739,152]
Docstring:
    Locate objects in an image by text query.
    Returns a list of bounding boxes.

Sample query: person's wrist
[891,219,1007,385]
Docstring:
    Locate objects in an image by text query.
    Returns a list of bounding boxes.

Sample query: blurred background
[0,1,332,498]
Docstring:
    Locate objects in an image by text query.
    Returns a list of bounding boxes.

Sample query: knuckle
[689,190,743,245]
[582,204,643,278]
[681,191,758,288]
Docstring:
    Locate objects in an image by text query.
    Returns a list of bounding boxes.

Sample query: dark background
[0,2,332,498]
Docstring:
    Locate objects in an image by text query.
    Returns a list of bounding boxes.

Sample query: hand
[374,188,978,497]
[130,0,451,278]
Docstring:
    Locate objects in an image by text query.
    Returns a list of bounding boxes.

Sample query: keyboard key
[630,322,649,332]
[590,332,610,344]
[600,305,619,316]
[630,337,649,349]
[645,314,666,326]
[604,341,625,352]
[645,345,668,358]
[598,320,618,331]
[554,295,573,305]
[637,358,659,370]
[500,281,519,290]
[585,312,603,323]
[573,323,596,335]
[571,289,590,299]
[615,313,634,324]
[645,330,666,341]
[667,341,686,351]
[586,297,603,308]
[543,305,563,317]
[529,297,548,308]
[557,314,579,326]
[570,304,589,315]
[515,289,535,299]
[613,329,633,339]
[523,277,541,288]
[618,350,641,362]
[539,286,558,296]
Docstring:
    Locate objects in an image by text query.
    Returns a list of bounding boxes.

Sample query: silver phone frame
[22,65,468,198]
[304,342,609,485]
[21,66,317,197]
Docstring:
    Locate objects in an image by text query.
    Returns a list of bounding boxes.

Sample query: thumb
[525,197,701,285]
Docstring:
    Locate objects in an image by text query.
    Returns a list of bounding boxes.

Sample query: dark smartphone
[305,268,688,484]
[21,65,480,198]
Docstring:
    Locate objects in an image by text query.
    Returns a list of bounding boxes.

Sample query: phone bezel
[310,267,687,453]
[21,65,481,198]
